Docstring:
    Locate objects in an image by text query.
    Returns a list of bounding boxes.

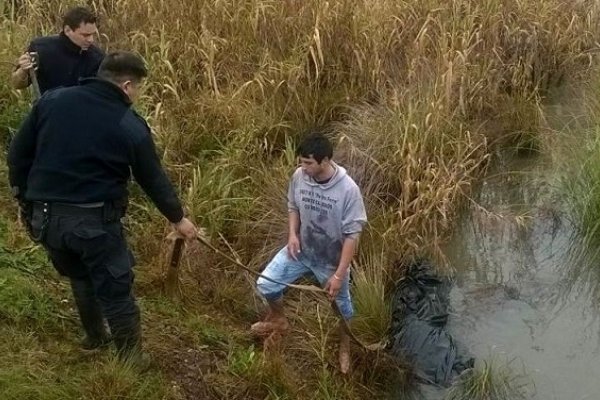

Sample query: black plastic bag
[389,261,474,387]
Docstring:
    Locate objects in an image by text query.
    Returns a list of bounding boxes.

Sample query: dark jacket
[28,33,104,94]
[7,78,184,223]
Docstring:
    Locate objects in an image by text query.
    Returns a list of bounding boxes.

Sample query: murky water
[443,150,600,400]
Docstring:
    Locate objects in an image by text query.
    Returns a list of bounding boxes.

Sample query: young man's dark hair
[297,132,334,163]
[62,6,97,30]
[97,51,148,83]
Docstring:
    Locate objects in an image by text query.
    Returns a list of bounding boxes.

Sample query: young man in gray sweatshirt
[252,132,367,373]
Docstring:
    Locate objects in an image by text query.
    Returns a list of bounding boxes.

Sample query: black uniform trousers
[29,202,141,356]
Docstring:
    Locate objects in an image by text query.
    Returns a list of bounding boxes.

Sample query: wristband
[333,273,343,281]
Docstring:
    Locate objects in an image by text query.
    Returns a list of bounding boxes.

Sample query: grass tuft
[445,358,532,400]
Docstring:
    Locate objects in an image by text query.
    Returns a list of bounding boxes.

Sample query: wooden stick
[194,234,386,351]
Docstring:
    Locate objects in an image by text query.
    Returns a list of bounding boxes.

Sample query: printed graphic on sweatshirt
[299,189,339,220]
[288,164,367,268]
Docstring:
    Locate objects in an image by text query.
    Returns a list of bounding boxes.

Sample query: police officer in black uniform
[7,51,198,363]
[11,6,104,94]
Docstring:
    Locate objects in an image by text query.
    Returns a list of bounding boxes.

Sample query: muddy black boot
[81,334,112,350]
[111,313,151,370]
[70,278,111,350]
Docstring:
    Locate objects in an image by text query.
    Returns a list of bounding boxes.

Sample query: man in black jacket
[11,6,104,94]
[7,51,197,364]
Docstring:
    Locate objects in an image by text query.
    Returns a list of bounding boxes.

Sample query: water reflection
[442,151,600,400]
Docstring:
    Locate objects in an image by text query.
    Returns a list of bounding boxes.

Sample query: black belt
[32,202,104,218]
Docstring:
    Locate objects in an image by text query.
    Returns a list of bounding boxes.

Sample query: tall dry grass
[1,0,600,398]
[4,0,599,258]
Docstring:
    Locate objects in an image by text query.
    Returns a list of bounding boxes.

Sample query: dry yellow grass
[1,0,599,398]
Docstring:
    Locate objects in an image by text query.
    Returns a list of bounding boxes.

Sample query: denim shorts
[256,247,353,319]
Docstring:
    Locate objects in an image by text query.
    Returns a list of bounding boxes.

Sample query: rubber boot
[70,278,111,350]
[111,312,150,370]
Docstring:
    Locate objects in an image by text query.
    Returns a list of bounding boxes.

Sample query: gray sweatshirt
[287,162,367,267]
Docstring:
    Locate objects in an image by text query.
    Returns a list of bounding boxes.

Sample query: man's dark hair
[62,6,97,30]
[297,132,334,163]
[97,51,148,84]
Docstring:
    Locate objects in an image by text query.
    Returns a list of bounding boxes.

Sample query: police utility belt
[25,201,125,243]
[32,201,126,222]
